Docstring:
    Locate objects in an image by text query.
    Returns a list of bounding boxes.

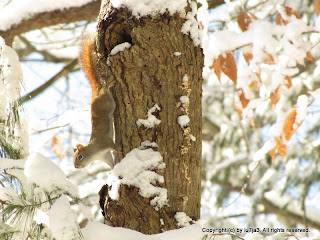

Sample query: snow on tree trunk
[96,1,203,234]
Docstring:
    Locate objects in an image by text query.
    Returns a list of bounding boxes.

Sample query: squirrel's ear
[73,148,77,153]
[76,144,84,150]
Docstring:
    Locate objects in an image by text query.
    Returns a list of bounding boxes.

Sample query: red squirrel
[73,35,116,169]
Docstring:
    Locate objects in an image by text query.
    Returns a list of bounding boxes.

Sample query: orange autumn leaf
[284,76,292,88]
[315,0,320,16]
[237,11,257,31]
[249,117,255,128]
[234,101,243,118]
[222,52,237,84]
[275,137,288,158]
[211,55,222,83]
[242,45,253,65]
[268,147,276,163]
[272,108,305,159]
[211,52,237,84]
[52,136,63,161]
[276,6,300,25]
[283,109,297,141]
[243,47,274,65]
[243,51,253,65]
[270,86,281,106]
[255,68,262,82]
[275,136,288,158]
[249,81,259,91]
[275,13,285,25]
[262,52,275,65]
[199,21,205,30]
[238,89,249,108]
[305,51,316,61]
[200,21,209,34]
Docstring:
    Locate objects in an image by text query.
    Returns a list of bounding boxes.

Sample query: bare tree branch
[19,58,78,104]
[207,0,226,9]
[213,179,320,230]
[0,0,101,46]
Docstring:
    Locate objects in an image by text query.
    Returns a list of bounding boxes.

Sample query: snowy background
[1,0,320,239]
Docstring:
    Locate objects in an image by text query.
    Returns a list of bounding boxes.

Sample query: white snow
[82,220,206,240]
[182,74,189,83]
[33,209,49,226]
[0,76,6,119]
[190,134,196,141]
[12,119,29,156]
[78,202,94,221]
[0,158,26,169]
[244,232,264,240]
[0,37,22,118]
[0,39,22,102]
[264,190,320,226]
[295,95,308,125]
[284,159,299,179]
[0,37,29,155]
[160,218,164,225]
[24,153,79,198]
[178,115,190,128]
[48,195,81,240]
[2,1,320,239]
[252,140,276,163]
[110,0,187,18]
[181,0,202,46]
[174,212,193,227]
[309,89,320,99]
[180,96,189,104]
[106,148,167,210]
[316,15,320,32]
[110,42,132,56]
[136,104,161,129]
[140,140,158,149]
[0,187,21,202]
[0,0,94,31]
[258,168,278,187]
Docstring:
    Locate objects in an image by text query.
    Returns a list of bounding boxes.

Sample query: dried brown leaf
[283,109,297,141]
[243,51,253,65]
[249,117,255,128]
[234,101,243,118]
[238,11,252,31]
[211,52,237,84]
[249,81,259,91]
[237,11,257,31]
[221,52,237,84]
[305,51,316,61]
[52,136,63,161]
[275,136,287,158]
[276,6,300,25]
[270,86,281,106]
[268,147,276,163]
[262,52,275,65]
[284,76,292,88]
[316,0,320,16]
[238,89,249,108]
[210,55,223,83]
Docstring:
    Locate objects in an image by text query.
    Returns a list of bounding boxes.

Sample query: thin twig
[31,123,69,134]
[19,58,78,104]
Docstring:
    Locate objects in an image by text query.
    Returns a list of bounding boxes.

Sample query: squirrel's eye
[78,155,83,161]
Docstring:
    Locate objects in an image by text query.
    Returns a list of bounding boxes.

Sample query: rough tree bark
[97,0,203,234]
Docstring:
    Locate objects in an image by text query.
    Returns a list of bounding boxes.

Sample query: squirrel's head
[73,144,86,168]
[73,141,116,169]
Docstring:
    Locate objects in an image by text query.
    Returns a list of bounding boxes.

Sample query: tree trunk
[97,1,203,234]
